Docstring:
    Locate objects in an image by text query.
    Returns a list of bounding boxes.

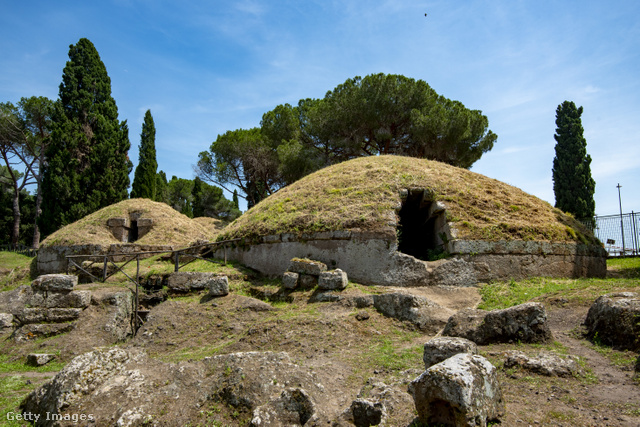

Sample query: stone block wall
[213,231,607,287]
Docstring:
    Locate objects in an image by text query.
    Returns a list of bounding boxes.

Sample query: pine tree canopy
[131,110,158,199]
[39,38,131,237]
[552,100,595,224]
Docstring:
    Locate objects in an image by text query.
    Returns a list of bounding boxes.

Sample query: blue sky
[1,1,638,215]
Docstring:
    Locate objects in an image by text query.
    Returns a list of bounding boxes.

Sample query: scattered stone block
[350,398,386,427]
[318,269,348,290]
[250,388,316,426]
[409,353,504,426]
[0,313,14,329]
[423,336,478,369]
[584,292,640,350]
[288,258,327,276]
[503,351,580,377]
[31,274,78,293]
[442,302,553,344]
[282,271,299,289]
[26,353,56,367]
[207,275,229,297]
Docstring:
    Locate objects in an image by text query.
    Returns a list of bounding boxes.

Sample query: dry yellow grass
[40,199,217,248]
[220,155,597,244]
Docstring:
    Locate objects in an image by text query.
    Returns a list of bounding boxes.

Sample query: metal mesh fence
[590,212,640,256]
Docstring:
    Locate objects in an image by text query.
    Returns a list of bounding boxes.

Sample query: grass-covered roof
[220,155,597,245]
[41,198,216,248]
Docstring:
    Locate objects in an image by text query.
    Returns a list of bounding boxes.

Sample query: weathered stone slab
[504,351,580,377]
[584,292,640,350]
[282,271,299,289]
[167,272,225,294]
[442,302,553,344]
[31,274,78,293]
[373,293,453,333]
[15,308,83,325]
[288,258,327,276]
[27,353,56,367]
[12,322,76,341]
[423,336,478,369]
[409,353,504,426]
[28,290,91,309]
[318,269,348,290]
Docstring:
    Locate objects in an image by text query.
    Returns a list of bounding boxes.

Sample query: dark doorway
[397,190,441,260]
[129,220,139,242]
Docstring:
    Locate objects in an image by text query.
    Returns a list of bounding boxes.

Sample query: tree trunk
[10,187,21,248]
[31,155,44,249]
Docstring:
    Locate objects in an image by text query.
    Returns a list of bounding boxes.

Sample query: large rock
[423,337,478,369]
[349,399,386,427]
[409,353,504,426]
[503,351,580,377]
[31,274,78,293]
[20,347,143,424]
[250,388,316,426]
[288,258,327,276]
[584,292,640,350]
[318,269,348,290]
[442,302,552,344]
[20,348,331,426]
[338,380,413,427]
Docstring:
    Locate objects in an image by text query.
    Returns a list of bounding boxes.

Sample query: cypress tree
[192,176,204,217]
[232,189,239,209]
[154,170,168,203]
[552,101,596,225]
[40,38,131,236]
[130,110,157,199]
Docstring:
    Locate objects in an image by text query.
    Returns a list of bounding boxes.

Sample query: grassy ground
[478,257,640,310]
[0,252,34,291]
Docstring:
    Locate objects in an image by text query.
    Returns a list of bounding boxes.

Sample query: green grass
[0,375,37,427]
[0,252,33,290]
[478,258,640,310]
[0,354,65,374]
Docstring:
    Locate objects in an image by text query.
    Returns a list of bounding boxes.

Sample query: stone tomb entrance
[397,189,451,261]
[107,212,153,243]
